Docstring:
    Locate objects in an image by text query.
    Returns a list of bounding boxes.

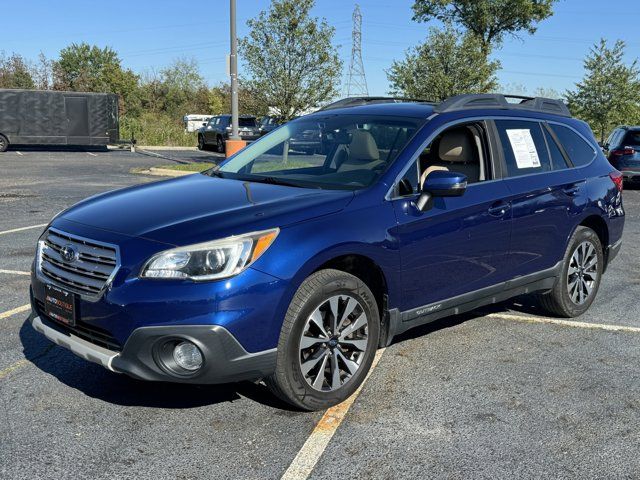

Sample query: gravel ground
[0,149,638,479]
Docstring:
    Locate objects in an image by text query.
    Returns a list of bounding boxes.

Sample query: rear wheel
[0,134,8,152]
[216,136,225,153]
[266,269,380,411]
[538,226,603,317]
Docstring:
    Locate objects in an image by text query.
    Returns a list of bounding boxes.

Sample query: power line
[345,4,368,97]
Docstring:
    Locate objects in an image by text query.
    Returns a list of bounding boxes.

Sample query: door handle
[488,203,510,217]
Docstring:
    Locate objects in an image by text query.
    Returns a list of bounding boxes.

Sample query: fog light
[173,341,203,371]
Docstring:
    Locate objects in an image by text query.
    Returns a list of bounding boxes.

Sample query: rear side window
[542,127,569,170]
[549,124,596,167]
[495,120,551,177]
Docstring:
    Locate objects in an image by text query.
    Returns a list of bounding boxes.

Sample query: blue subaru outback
[30,94,625,410]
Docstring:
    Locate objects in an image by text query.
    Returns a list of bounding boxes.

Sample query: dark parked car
[603,125,640,184]
[30,94,624,411]
[258,116,283,136]
[197,114,260,153]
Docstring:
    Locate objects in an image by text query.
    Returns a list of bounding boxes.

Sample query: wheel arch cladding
[579,215,609,262]
[313,254,388,317]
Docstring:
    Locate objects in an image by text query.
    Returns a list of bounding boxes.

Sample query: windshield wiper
[207,169,225,178]
[249,176,307,188]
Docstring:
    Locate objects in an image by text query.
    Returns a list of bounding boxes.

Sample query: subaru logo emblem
[60,244,78,263]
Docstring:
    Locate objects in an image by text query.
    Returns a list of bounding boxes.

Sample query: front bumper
[621,169,640,181]
[31,311,277,384]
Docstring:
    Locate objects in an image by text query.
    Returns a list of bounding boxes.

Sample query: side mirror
[416,170,467,211]
[202,122,207,127]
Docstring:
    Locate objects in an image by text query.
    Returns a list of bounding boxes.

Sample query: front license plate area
[45,284,76,327]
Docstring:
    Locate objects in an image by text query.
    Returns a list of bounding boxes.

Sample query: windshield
[214,115,424,190]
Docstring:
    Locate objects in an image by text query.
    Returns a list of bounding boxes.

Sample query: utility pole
[226,0,245,156]
[345,4,368,97]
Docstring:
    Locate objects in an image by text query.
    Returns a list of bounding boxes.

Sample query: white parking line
[16,151,23,156]
[0,269,30,276]
[87,152,97,157]
[0,304,31,320]
[487,312,640,333]
[0,223,48,236]
[281,348,386,480]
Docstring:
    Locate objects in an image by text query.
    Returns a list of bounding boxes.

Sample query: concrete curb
[137,146,198,151]
[136,167,194,177]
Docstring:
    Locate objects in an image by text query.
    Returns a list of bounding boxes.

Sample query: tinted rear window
[239,118,257,127]
[623,130,640,147]
[549,124,596,167]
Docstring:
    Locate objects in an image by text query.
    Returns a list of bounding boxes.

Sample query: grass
[157,162,216,172]
[121,113,197,147]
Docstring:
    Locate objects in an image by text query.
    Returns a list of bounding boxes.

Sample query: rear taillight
[609,170,623,192]
[610,147,635,156]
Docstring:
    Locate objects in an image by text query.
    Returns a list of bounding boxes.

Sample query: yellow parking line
[487,312,640,333]
[0,359,29,380]
[0,304,31,320]
[0,269,30,276]
[281,348,386,480]
[0,223,48,236]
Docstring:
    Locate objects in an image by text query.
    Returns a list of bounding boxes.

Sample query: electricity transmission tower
[345,4,368,97]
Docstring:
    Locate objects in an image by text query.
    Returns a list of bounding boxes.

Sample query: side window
[495,120,551,177]
[542,126,569,170]
[549,124,596,167]
[397,121,491,196]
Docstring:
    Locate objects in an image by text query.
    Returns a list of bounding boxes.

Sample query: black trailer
[0,89,119,152]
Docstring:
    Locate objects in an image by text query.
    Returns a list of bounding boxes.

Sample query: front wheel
[0,134,8,152]
[197,134,205,150]
[538,226,604,317]
[266,269,380,411]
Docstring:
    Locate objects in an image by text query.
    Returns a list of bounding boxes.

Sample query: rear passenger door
[494,119,587,278]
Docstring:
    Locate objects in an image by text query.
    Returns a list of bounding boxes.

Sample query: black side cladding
[0,89,119,146]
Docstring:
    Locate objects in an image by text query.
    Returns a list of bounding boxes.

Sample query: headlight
[141,228,279,281]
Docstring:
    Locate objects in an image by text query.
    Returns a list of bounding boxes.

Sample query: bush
[121,113,197,147]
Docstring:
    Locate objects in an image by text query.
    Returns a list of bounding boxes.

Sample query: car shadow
[18,317,296,411]
[391,294,549,344]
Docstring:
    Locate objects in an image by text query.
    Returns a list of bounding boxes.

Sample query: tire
[0,134,8,152]
[538,226,604,318]
[197,134,205,151]
[216,136,225,154]
[266,269,380,411]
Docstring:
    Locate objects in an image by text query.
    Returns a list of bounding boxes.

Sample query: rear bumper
[31,311,277,384]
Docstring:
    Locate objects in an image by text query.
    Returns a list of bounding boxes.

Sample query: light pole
[226,0,246,157]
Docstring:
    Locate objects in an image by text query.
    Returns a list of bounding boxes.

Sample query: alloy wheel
[567,240,599,305]
[298,294,369,392]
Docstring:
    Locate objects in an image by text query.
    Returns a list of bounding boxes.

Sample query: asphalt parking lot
[1,149,639,479]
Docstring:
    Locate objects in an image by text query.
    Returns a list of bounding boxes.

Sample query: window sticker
[506,129,541,169]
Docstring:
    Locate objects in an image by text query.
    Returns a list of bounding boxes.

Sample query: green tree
[0,52,35,89]
[388,26,500,101]
[239,0,342,120]
[412,0,557,55]
[53,43,140,115]
[566,39,640,142]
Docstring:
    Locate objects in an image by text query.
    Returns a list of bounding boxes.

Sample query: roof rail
[434,94,571,117]
[318,96,435,111]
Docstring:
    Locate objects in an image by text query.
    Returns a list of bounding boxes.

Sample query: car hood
[58,173,354,246]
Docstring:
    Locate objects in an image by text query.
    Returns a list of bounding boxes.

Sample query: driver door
[391,121,512,313]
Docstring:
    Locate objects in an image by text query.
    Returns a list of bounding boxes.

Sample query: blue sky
[2,0,639,97]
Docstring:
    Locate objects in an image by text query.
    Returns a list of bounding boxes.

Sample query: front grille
[35,299,122,351]
[39,228,118,296]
